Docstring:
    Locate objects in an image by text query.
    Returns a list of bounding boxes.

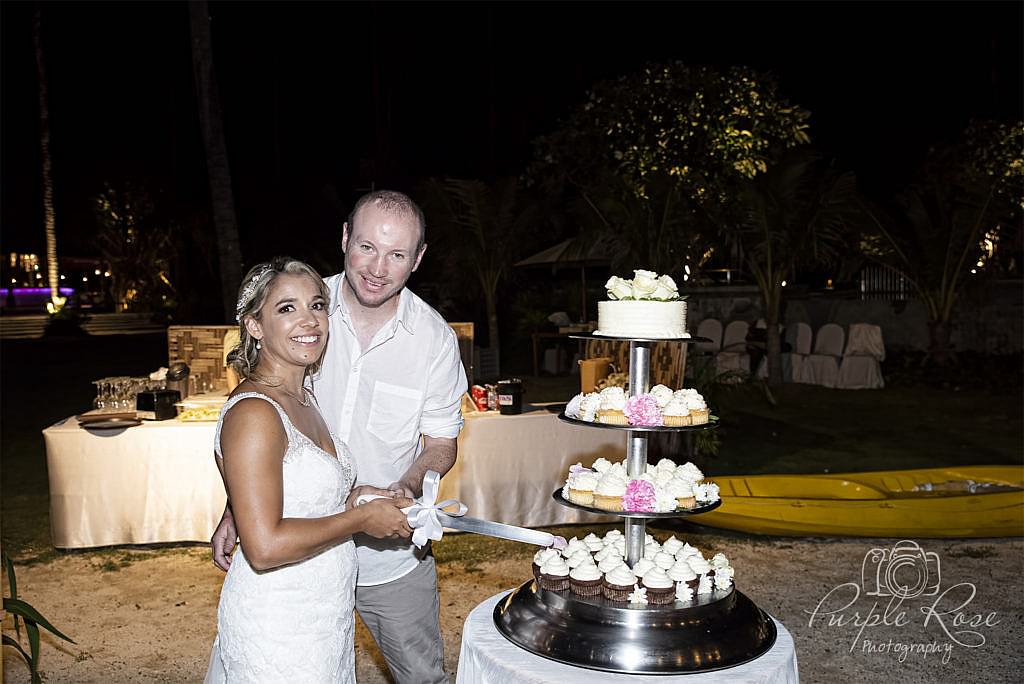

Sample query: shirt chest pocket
[366,381,424,445]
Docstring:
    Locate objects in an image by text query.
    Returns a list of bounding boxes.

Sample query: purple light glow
[1,287,75,296]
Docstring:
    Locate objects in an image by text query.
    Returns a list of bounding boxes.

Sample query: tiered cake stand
[494,334,777,675]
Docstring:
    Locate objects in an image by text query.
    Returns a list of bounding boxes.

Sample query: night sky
[2,1,1022,263]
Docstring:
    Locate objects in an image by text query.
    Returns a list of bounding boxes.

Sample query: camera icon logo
[861,540,941,599]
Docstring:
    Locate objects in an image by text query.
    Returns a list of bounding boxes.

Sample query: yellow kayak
[694,466,1024,538]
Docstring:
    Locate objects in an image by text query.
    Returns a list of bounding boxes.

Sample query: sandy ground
[2,534,1023,683]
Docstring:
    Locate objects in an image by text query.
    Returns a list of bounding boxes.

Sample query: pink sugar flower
[624,394,663,427]
[623,479,657,512]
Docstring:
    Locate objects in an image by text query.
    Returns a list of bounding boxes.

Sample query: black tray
[558,412,719,433]
[553,489,721,519]
[80,418,143,431]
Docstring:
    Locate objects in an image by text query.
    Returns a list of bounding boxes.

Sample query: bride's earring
[256,340,262,350]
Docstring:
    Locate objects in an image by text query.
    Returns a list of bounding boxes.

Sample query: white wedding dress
[205,393,357,683]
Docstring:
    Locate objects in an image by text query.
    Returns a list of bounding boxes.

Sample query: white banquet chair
[716,320,750,378]
[756,321,811,383]
[836,323,886,389]
[694,318,723,354]
[794,323,844,388]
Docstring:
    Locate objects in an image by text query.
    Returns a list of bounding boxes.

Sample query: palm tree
[729,148,856,385]
[33,9,63,314]
[189,0,242,322]
[418,178,539,373]
[857,121,1022,365]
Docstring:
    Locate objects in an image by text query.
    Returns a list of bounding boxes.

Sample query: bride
[205,257,412,683]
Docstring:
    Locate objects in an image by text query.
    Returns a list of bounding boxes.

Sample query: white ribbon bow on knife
[356,470,567,550]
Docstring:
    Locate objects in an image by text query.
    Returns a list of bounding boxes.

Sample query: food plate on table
[80,417,143,431]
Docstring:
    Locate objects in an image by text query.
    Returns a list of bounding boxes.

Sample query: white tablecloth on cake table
[456,592,799,684]
[43,405,625,548]
[439,407,626,528]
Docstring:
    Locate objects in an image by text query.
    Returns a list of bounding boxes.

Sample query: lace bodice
[205,392,358,683]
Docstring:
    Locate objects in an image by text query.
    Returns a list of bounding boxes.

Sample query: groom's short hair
[348,190,426,253]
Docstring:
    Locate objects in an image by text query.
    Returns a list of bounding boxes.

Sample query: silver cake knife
[435,512,566,549]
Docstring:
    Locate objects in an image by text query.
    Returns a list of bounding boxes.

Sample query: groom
[212,189,467,683]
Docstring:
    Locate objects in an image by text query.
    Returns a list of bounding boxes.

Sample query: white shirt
[313,273,467,585]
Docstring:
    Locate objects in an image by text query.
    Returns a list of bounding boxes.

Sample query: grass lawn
[2,335,1021,564]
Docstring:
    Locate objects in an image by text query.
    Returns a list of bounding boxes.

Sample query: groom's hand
[345,485,399,511]
[386,481,416,499]
[211,509,238,572]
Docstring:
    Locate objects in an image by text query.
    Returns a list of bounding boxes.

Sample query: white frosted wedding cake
[594,269,688,338]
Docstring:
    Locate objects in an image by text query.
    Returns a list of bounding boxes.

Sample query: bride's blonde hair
[228,257,330,384]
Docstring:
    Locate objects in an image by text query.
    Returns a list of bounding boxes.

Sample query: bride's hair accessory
[236,265,274,321]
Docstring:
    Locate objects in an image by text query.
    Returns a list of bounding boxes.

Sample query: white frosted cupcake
[688,556,712,577]
[566,550,593,569]
[675,461,704,482]
[641,567,676,604]
[667,560,698,590]
[662,396,691,426]
[564,393,584,419]
[567,470,599,506]
[649,385,674,408]
[603,528,623,542]
[561,537,590,559]
[578,392,602,422]
[582,533,605,553]
[653,551,676,570]
[631,558,656,578]
[538,556,571,591]
[598,555,625,574]
[533,548,559,579]
[596,387,628,424]
[667,477,696,510]
[676,543,700,560]
[569,562,604,596]
[594,546,617,562]
[593,472,628,511]
[602,565,638,602]
[661,536,684,556]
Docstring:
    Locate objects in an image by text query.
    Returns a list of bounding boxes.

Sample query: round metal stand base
[493,579,777,675]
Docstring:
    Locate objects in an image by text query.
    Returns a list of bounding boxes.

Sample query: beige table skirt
[43,406,626,549]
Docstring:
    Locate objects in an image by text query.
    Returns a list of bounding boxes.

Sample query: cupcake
[596,387,628,425]
[566,549,594,569]
[567,470,599,506]
[569,562,604,597]
[661,396,692,427]
[667,478,697,510]
[578,392,602,422]
[597,554,625,575]
[603,528,623,542]
[641,567,676,605]
[649,384,674,408]
[594,546,617,562]
[631,557,656,579]
[582,533,605,553]
[653,551,676,570]
[687,555,712,576]
[538,556,571,592]
[667,559,698,591]
[561,537,590,559]
[532,548,559,579]
[685,392,710,425]
[591,458,614,474]
[564,392,584,419]
[661,536,684,556]
[593,471,628,511]
[675,461,704,482]
[675,544,700,561]
[602,565,638,602]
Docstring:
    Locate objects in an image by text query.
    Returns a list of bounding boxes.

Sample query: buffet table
[457,593,799,683]
[43,405,625,549]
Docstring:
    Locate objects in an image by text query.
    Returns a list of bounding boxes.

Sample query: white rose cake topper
[595,269,690,338]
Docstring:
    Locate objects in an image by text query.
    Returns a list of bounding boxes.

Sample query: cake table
[458,593,799,683]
